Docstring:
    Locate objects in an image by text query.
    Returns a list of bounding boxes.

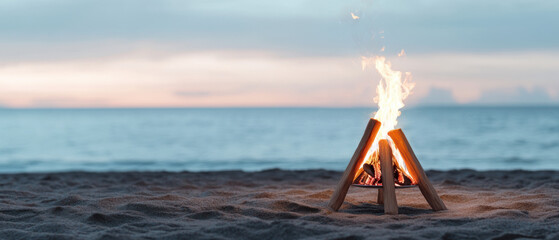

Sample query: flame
[371,56,414,138]
[350,12,360,20]
[380,46,385,52]
[357,55,416,184]
[398,49,406,57]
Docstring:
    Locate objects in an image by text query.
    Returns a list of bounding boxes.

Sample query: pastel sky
[1,0,558,108]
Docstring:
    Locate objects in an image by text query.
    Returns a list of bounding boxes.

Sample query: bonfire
[328,56,447,215]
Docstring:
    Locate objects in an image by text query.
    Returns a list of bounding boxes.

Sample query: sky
[0,0,558,108]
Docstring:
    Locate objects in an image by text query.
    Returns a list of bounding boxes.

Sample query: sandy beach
[0,169,558,239]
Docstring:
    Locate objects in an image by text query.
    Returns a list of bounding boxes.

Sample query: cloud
[391,51,559,103]
[0,50,370,108]
[0,0,558,63]
[474,86,555,105]
[415,87,457,106]
[175,91,212,97]
[30,97,111,108]
[1,49,558,108]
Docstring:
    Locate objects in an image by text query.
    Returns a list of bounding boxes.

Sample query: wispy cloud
[475,87,554,105]
[0,50,370,107]
[0,0,558,61]
[1,50,558,108]
[415,87,457,106]
[393,51,559,103]
[175,91,212,97]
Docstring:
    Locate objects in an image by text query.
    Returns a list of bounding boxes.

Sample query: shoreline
[3,167,559,174]
[1,169,558,239]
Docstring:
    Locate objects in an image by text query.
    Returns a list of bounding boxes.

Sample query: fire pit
[328,57,447,215]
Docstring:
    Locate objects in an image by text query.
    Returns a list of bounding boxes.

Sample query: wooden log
[363,163,375,177]
[377,189,383,204]
[388,129,447,211]
[328,118,381,211]
[379,139,398,215]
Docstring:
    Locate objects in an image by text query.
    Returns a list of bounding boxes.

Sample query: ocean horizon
[0,106,557,173]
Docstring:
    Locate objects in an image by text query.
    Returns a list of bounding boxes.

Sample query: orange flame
[350,12,360,20]
[361,56,414,139]
[359,55,415,182]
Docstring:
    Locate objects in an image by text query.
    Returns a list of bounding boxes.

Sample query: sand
[0,169,558,239]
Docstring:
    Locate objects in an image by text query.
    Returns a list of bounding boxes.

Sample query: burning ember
[353,56,416,187]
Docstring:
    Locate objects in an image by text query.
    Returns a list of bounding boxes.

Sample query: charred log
[353,160,414,186]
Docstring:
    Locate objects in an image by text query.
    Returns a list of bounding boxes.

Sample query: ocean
[0,107,557,172]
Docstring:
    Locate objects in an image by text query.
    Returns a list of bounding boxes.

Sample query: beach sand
[1,169,558,239]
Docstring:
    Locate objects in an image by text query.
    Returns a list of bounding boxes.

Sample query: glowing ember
[350,12,360,20]
[354,55,416,186]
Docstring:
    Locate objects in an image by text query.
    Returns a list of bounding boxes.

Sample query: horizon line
[1,104,559,110]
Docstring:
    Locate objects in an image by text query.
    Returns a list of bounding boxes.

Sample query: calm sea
[0,107,557,173]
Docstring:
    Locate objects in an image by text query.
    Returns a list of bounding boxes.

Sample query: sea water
[0,107,557,172]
